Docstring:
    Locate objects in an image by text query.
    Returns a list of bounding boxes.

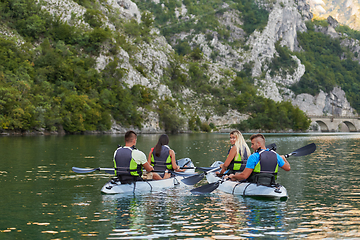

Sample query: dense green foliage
[158,97,185,133]
[292,21,360,114]
[234,0,268,34]
[0,0,311,133]
[0,0,154,133]
[230,72,311,131]
[269,43,297,77]
[336,24,360,41]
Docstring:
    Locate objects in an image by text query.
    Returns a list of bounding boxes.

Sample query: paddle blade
[104,169,115,175]
[266,143,277,151]
[170,171,198,177]
[196,167,218,172]
[190,181,220,194]
[290,143,316,157]
[72,167,99,173]
[181,173,205,185]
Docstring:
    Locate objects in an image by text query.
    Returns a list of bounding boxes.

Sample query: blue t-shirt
[245,149,285,169]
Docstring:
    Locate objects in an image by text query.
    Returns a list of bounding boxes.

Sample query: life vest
[227,146,248,172]
[151,145,173,171]
[248,149,279,186]
[113,146,142,177]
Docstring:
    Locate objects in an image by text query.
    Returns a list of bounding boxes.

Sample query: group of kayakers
[113,130,290,186]
[112,130,184,183]
[219,131,290,186]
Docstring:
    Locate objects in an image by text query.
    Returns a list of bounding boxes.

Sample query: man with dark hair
[227,133,290,186]
[113,130,154,182]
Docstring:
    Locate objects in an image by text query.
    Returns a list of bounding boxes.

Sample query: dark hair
[250,133,265,141]
[154,134,169,157]
[125,130,137,143]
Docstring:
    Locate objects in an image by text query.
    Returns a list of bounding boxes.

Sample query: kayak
[101,158,195,194]
[205,161,288,200]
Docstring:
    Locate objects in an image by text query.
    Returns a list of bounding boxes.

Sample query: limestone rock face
[111,0,141,22]
[35,0,358,133]
[306,0,360,31]
[246,0,307,77]
[121,35,174,97]
[241,0,310,103]
[208,110,249,129]
[40,0,88,27]
[289,87,356,116]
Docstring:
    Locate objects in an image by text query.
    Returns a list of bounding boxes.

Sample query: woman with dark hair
[147,134,183,180]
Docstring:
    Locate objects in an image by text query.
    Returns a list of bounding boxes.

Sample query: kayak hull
[206,161,288,200]
[101,158,195,194]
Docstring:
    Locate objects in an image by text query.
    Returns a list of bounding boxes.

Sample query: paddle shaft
[72,167,197,176]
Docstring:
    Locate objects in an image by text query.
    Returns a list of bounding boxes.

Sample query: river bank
[0,127,314,136]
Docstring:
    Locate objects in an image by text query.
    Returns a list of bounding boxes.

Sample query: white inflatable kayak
[101,158,195,194]
[205,161,288,200]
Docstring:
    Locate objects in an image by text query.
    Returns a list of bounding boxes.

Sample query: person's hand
[228,174,235,181]
[174,166,185,172]
[215,171,223,177]
[219,164,226,171]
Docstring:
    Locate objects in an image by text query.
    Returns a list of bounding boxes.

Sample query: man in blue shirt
[227,133,290,182]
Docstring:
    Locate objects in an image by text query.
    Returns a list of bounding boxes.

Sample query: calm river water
[1,133,360,239]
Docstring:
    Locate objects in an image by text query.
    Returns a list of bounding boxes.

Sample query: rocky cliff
[307,0,360,31]
[11,0,360,133]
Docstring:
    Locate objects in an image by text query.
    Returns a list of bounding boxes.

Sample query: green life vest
[113,146,142,177]
[227,146,248,172]
[151,145,172,171]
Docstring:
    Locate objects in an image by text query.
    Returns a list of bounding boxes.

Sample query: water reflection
[102,188,291,239]
[2,133,360,239]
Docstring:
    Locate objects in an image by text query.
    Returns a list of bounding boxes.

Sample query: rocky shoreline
[0,128,314,136]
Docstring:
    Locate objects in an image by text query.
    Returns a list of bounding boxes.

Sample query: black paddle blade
[290,143,316,157]
[170,171,198,177]
[72,167,99,173]
[181,173,205,185]
[190,181,220,194]
[266,143,277,151]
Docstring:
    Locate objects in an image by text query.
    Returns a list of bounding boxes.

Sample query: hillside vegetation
[8,0,360,133]
[291,20,360,112]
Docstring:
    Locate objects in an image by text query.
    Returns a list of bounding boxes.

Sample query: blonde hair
[230,130,251,159]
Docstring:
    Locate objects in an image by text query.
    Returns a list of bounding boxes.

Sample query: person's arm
[169,149,183,172]
[219,146,237,175]
[147,149,153,165]
[280,155,291,171]
[228,168,253,181]
[143,162,154,172]
[226,153,256,181]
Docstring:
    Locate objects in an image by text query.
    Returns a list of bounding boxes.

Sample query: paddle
[181,166,221,185]
[72,167,197,177]
[190,143,317,194]
[182,143,278,186]
[72,167,115,174]
[190,178,224,194]
[284,143,316,158]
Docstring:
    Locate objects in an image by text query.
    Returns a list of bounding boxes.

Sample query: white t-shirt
[131,149,147,165]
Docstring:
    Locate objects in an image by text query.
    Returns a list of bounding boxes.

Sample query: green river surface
[1,133,360,239]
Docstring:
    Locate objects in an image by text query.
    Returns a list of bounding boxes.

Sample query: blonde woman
[217,130,251,176]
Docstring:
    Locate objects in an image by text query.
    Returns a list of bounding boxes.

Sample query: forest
[6,0,357,133]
